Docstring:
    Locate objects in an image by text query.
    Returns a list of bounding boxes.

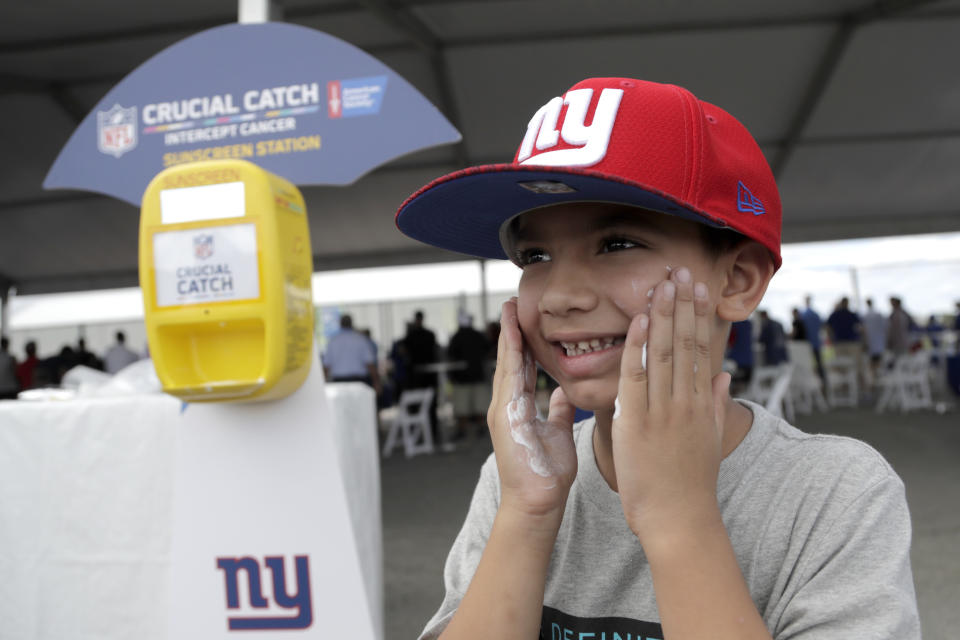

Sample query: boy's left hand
[611,266,732,544]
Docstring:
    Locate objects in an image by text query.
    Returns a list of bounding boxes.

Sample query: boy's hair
[698,225,747,262]
[395,77,782,271]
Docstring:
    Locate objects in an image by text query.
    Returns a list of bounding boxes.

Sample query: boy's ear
[716,241,775,322]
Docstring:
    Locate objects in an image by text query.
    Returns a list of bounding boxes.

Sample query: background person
[104,331,140,374]
[758,310,788,366]
[726,318,755,391]
[388,331,412,404]
[76,338,103,370]
[15,341,39,391]
[446,314,491,439]
[0,337,19,399]
[800,295,826,382]
[790,307,806,341]
[50,345,79,385]
[826,297,861,356]
[925,315,944,350]
[322,314,380,395]
[404,310,440,445]
[862,298,887,383]
[887,296,913,356]
[826,296,863,384]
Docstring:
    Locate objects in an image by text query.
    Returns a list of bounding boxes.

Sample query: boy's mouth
[558,337,625,357]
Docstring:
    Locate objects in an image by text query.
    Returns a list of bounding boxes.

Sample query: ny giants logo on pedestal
[517,88,624,168]
[216,555,312,630]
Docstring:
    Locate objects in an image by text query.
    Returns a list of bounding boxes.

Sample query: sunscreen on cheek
[506,351,558,483]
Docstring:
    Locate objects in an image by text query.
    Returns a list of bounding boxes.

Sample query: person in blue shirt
[826,297,861,343]
[826,297,863,382]
[925,315,944,355]
[322,314,381,394]
[801,295,825,381]
[758,311,788,366]
[726,318,755,391]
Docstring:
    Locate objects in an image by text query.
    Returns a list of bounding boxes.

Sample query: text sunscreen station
[140,159,314,402]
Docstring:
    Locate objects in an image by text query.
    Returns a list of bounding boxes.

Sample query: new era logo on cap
[736,181,765,216]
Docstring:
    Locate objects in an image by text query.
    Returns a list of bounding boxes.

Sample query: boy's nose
[537,262,599,317]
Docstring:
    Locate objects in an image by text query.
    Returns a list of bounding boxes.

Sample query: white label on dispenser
[160,182,246,224]
[153,223,260,307]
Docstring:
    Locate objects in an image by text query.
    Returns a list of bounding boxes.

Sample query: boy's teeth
[560,337,623,356]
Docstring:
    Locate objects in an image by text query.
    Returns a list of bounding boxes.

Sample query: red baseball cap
[396,77,782,269]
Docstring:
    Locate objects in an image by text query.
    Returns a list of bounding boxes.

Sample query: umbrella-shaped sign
[44,22,461,205]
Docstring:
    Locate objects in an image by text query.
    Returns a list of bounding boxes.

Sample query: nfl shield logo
[194,234,214,260]
[97,104,138,158]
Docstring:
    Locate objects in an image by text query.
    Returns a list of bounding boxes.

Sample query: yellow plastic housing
[139,160,314,402]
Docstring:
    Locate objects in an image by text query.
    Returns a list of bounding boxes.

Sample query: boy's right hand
[487,298,577,520]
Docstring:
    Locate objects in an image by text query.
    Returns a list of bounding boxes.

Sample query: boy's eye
[515,247,551,266]
[600,236,642,253]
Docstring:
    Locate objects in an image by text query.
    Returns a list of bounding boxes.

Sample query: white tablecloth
[0,382,381,640]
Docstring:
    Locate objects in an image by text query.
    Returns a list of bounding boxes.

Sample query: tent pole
[0,285,13,339]
[479,259,488,324]
[849,266,862,312]
[238,0,283,23]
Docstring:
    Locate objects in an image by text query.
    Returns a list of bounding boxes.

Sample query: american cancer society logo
[97,104,138,158]
[194,234,214,260]
[327,76,387,119]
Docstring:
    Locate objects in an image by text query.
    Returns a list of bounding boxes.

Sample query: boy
[395,78,919,639]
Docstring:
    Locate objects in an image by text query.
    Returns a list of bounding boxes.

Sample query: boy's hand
[487,298,577,520]
[611,267,731,543]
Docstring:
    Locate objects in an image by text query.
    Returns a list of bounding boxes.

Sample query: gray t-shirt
[420,401,920,639]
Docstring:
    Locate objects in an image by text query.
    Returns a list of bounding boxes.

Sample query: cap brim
[395,164,726,260]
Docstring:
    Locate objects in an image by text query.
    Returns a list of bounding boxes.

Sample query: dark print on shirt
[540,605,663,640]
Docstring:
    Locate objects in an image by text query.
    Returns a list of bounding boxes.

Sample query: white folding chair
[743,363,794,422]
[875,352,934,413]
[825,355,859,408]
[382,388,435,458]
[765,364,795,422]
[744,365,781,404]
[786,341,828,414]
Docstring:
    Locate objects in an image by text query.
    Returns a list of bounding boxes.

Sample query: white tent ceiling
[2,0,959,295]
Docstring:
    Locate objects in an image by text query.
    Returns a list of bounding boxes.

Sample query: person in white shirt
[862,298,887,386]
[104,331,140,374]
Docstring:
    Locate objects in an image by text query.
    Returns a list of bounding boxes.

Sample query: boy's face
[511,203,728,412]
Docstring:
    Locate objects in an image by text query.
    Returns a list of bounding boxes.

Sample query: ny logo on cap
[517,88,623,168]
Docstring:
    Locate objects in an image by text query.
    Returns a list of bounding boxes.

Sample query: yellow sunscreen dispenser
[139,159,314,402]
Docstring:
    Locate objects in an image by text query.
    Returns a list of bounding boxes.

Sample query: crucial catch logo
[216,555,313,630]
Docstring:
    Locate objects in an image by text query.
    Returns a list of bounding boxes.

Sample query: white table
[0,382,381,640]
